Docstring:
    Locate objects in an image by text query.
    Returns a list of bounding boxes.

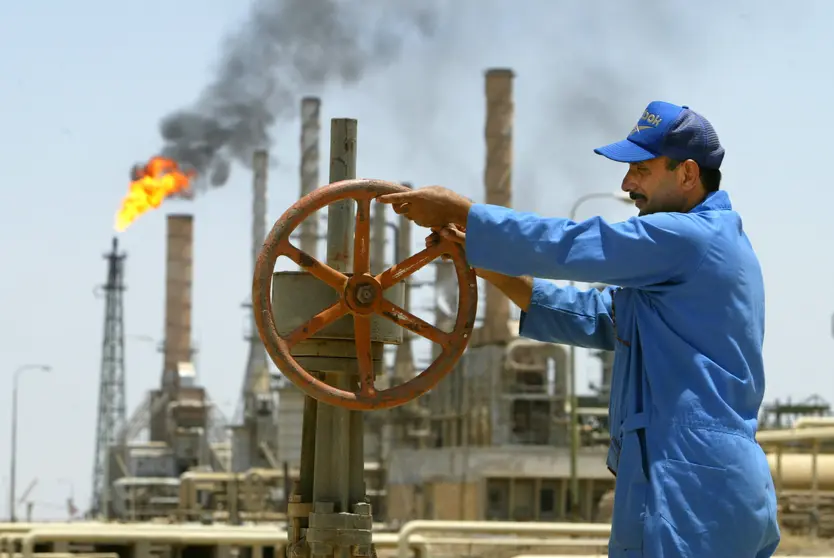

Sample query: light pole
[10,364,51,522]
[58,478,75,520]
[567,192,631,519]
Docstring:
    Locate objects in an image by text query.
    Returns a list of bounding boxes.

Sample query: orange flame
[114,157,195,232]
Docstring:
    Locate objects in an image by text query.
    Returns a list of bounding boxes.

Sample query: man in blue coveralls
[378,101,781,557]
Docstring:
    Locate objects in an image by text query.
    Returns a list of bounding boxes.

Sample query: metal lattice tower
[90,237,127,517]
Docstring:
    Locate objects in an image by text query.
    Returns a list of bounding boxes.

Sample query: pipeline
[11,525,428,558]
[766,453,834,490]
[757,426,834,443]
[5,520,617,558]
[794,417,834,428]
[396,520,610,558]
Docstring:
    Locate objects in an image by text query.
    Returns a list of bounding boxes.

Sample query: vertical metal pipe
[568,335,579,520]
[432,260,456,361]
[371,202,387,275]
[483,68,514,344]
[300,97,321,258]
[313,119,359,521]
[775,445,783,497]
[298,394,318,503]
[811,439,820,538]
[10,376,18,522]
[393,200,415,382]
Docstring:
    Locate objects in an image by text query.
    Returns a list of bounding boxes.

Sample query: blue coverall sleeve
[465,203,713,287]
[520,279,617,350]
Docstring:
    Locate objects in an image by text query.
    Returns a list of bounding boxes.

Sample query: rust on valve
[252,178,478,411]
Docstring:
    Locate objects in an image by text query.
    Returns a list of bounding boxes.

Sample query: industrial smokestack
[252,150,269,275]
[231,151,272,428]
[299,97,321,257]
[482,68,514,344]
[162,214,194,390]
[246,150,270,380]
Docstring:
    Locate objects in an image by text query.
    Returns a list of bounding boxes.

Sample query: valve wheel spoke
[353,195,372,276]
[284,243,348,291]
[354,315,376,396]
[378,299,452,347]
[376,239,451,290]
[284,302,348,348]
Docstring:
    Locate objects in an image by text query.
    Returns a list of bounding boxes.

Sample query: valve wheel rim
[252,178,478,411]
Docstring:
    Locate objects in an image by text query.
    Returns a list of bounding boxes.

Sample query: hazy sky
[2,0,832,519]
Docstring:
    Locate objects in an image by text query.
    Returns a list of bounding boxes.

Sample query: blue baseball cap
[594,101,724,169]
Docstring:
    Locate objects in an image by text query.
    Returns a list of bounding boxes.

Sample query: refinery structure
[2,68,833,558]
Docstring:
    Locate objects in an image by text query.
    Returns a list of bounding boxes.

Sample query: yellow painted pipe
[766,453,834,490]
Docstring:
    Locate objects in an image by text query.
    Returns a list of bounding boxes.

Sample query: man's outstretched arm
[376,186,711,287]
[466,203,714,288]
[477,269,616,350]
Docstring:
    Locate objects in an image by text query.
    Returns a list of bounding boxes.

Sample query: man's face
[621,156,689,216]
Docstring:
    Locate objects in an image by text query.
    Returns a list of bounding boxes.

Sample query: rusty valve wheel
[252,179,478,411]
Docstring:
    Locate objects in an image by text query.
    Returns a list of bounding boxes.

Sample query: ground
[375,534,834,557]
[776,533,834,556]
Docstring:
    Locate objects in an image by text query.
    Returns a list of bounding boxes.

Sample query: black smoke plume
[141,0,438,191]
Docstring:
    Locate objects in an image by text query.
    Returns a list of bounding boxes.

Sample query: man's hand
[426,225,491,282]
[426,225,533,311]
[377,186,473,229]
[426,224,467,263]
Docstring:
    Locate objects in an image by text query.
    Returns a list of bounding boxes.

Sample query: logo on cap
[629,110,663,136]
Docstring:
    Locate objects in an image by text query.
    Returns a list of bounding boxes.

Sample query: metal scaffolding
[90,238,128,518]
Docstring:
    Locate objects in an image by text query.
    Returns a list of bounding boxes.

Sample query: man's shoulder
[627,211,719,253]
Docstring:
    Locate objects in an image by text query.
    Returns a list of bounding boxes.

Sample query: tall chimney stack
[252,150,268,282]
[299,97,321,257]
[162,214,194,390]
[243,150,270,391]
[482,68,514,344]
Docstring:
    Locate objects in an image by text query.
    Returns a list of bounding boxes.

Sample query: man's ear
[679,159,701,192]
